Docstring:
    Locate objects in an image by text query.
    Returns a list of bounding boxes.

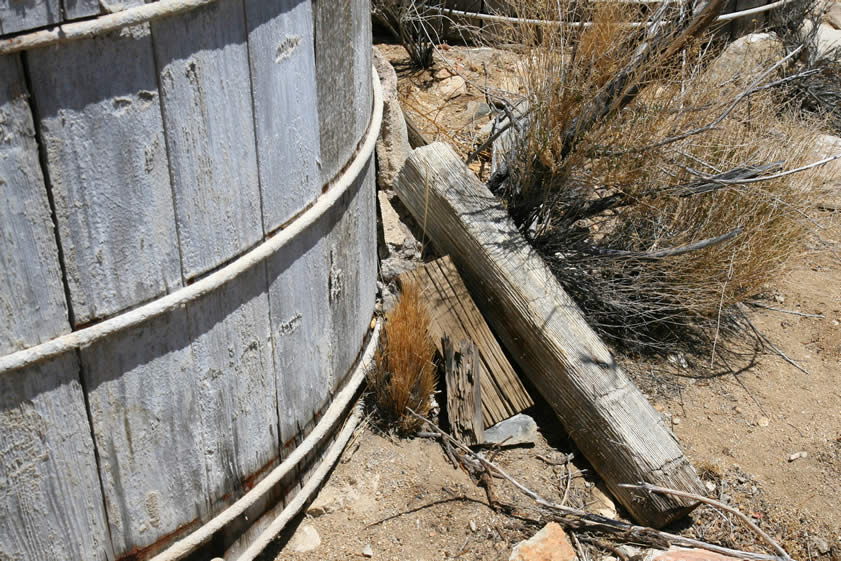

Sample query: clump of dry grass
[369,281,437,433]
[487,0,830,355]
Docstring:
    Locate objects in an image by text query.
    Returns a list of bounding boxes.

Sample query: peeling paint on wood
[0,353,113,560]
[0,54,69,354]
[80,310,207,555]
[152,0,263,280]
[245,0,321,233]
[27,25,182,325]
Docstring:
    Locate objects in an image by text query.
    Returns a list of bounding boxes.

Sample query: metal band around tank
[0,67,383,375]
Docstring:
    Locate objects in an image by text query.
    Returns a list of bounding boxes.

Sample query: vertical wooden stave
[0,53,68,353]
[27,24,182,326]
[0,354,114,561]
[152,0,263,281]
[245,0,321,234]
[62,0,101,22]
[80,311,207,556]
[185,265,278,516]
[0,0,59,35]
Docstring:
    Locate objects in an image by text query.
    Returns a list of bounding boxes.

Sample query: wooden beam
[394,142,706,528]
[399,256,533,426]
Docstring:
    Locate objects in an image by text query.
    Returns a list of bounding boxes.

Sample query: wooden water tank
[0,0,380,558]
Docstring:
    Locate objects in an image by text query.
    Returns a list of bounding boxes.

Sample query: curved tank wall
[0,0,377,559]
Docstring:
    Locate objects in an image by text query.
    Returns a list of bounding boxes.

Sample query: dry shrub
[490,0,829,355]
[369,281,437,433]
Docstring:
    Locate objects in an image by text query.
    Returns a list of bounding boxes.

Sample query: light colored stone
[378,191,409,250]
[788,451,808,462]
[373,47,412,191]
[757,416,769,427]
[589,482,618,519]
[705,32,782,84]
[484,413,538,447]
[439,75,467,100]
[825,2,841,29]
[362,543,374,557]
[307,485,347,517]
[288,523,321,553]
[810,536,831,555]
[509,522,577,561]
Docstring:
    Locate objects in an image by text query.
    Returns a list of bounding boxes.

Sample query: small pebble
[788,451,808,462]
[758,416,770,427]
[362,543,374,557]
[469,520,477,532]
[672,417,681,425]
[705,481,717,493]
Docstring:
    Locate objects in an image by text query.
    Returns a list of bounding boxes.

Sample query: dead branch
[406,408,787,561]
[582,228,742,259]
[619,483,793,561]
[745,301,824,318]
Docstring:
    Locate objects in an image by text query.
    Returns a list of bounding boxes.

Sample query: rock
[288,523,321,553]
[649,548,748,561]
[362,543,374,557]
[307,485,346,517]
[810,536,831,555]
[484,413,539,447]
[788,451,808,462]
[439,75,467,100]
[589,482,618,519]
[803,20,841,57]
[469,520,478,532]
[757,416,769,427]
[705,33,782,84]
[465,100,492,120]
[373,47,412,191]
[378,191,409,250]
[509,522,577,561]
[672,417,681,426]
[826,3,841,29]
[704,481,716,493]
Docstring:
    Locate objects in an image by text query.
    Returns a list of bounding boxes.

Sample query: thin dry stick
[618,483,793,561]
[406,409,786,561]
[746,302,824,318]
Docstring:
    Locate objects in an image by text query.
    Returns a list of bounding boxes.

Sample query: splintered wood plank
[443,337,484,445]
[185,264,278,513]
[0,54,69,354]
[399,255,533,426]
[62,0,100,21]
[27,25,182,325]
[0,353,113,561]
[244,0,321,233]
[152,0,263,280]
[81,310,207,556]
[0,0,59,35]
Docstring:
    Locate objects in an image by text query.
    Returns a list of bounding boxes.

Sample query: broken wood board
[443,337,484,445]
[394,142,705,528]
[399,256,533,427]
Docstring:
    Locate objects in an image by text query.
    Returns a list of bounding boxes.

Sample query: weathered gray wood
[329,157,377,392]
[443,336,484,445]
[313,0,355,186]
[62,0,100,21]
[81,310,207,556]
[185,264,278,513]
[352,0,372,142]
[152,0,263,280]
[399,256,533,426]
[0,353,113,561]
[244,0,321,233]
[27,25,182,325]
[266,201,333,456]
[0,0,59,35]
[395,142,706,528]
[0,54,69,354]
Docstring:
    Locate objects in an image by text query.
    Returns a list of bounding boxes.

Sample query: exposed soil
[272,42,840,561]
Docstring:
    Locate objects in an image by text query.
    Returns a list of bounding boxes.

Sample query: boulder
[287,523,321,553]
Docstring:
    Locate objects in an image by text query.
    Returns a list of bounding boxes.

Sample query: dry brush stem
[407,409,790,561]
[369,280,437,433]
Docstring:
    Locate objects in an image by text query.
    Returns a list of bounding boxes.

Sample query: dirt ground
[273,42,840,561]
